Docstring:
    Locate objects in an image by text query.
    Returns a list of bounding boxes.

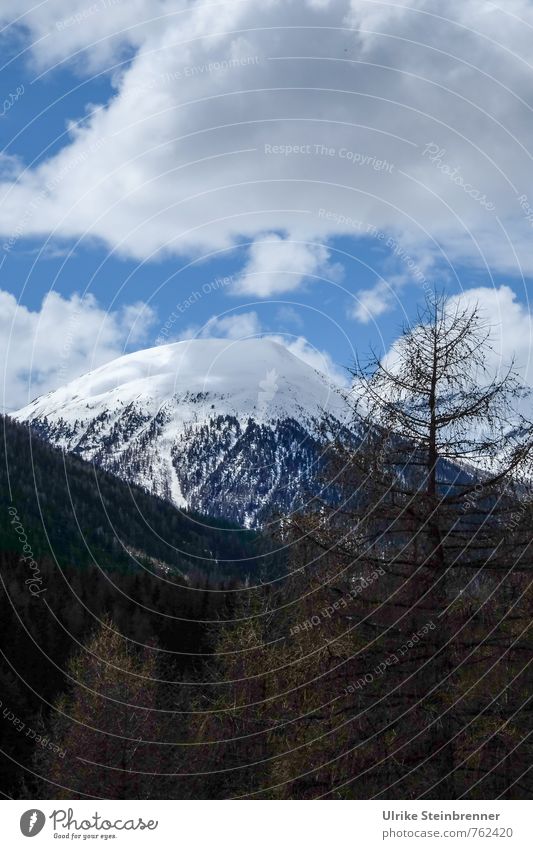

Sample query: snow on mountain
[14,338,355,526]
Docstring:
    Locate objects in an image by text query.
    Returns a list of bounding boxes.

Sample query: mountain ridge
[15,338,356,526]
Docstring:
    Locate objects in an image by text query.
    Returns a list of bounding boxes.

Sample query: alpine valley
[14,338,356,527]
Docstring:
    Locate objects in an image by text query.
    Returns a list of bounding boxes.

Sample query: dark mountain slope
[1,415,278,581]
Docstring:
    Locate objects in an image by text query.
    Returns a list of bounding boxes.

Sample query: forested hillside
[1,415,278,581]
[0,416,282,796]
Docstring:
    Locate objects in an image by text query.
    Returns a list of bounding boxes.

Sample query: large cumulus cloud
[0,0,533,292]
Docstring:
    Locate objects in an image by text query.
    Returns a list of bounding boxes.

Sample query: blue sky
[1,0,533,410]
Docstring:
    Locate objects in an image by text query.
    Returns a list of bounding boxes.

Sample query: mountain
[1,414,278,581]
[15,338,355,526]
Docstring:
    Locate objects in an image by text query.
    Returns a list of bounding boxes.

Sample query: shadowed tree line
[2,294,532,799]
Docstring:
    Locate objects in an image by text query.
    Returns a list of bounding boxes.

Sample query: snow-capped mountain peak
[17,338,346,424]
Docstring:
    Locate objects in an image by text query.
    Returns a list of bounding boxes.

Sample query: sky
[1,0,533,411]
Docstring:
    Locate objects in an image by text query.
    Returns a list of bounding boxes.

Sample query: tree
[267,292,533,798]
[34,616,164,799]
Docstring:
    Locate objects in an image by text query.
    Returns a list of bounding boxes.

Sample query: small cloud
[0,153,23,180]
[176,309,348,385]
[350,281,394,324]
[119,301,157,344]
[178,311,262,341]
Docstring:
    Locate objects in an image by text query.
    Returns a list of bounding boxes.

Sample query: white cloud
[446,285,533,387]
[0,153,23,180]
[178,310,262,341]
[267,334,349,387]
[119,300,158,344]
[1,289,156,411]
[377,284,533,396]
[350,281,395,324]
[233,235,343,297]
[0,0,533,284]
[177,307,348,384]
[0,1,170,72]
